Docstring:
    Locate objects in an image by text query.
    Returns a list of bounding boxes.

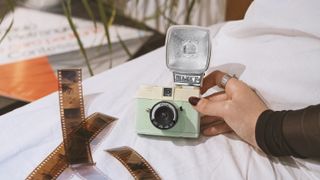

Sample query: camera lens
[150,101,178,130]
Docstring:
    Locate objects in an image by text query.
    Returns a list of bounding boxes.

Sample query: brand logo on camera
[174,73,201,85]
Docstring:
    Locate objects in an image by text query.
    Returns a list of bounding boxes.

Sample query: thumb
[189,97,226,117]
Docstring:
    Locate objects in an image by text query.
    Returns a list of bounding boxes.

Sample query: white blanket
[1,0,320,179]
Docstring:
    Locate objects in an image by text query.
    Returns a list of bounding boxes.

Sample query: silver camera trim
[165,25,211,87]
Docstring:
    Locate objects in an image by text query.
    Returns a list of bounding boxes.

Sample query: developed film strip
[107,147,161,180]
[58,69,93,165]
[27,69,161,179]
[26,112,116,179]
[26,69,116,179]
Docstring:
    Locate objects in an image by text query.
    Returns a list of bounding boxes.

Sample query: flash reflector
[166,25,211,86]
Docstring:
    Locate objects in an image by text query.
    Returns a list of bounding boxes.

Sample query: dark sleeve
[255,104,320,158]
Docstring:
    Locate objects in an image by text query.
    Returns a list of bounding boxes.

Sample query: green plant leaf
[107,1,116,27]
[6,0,15,10]
[0,0,15,45]
[81,0,97,29]
[63,0,94,76]
[155,0,160,29]
[0,12,6,25]
[142,13,159,22]
[162,13,178,25]
[0,18,13,44]
[166,0,178,28]
[97,0,112,51]
[116,31,132,59]
[184,0,196,24]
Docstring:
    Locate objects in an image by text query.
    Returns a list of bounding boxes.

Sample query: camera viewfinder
[163,88,173,97]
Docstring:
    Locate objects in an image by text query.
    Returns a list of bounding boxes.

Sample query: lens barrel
[149,101,178,130]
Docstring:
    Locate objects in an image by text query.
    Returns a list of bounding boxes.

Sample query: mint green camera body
[136,99,199,138]
[135,86,200,138]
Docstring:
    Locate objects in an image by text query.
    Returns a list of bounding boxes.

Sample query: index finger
[192,97,227,117]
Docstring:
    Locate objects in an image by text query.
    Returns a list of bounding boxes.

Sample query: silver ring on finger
[219,74,236,89]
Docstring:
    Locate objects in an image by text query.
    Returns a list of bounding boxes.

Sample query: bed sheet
[1,3,320,180]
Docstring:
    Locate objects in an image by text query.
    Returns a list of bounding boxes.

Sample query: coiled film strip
[26,69,160,180]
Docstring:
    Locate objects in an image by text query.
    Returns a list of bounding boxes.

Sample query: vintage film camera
[136,25,211,138]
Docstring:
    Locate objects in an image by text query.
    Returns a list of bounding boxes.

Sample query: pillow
[244,0,320,38]
[209,0,320,110]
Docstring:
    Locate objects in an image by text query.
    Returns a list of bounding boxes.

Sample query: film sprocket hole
[136,25,211,138]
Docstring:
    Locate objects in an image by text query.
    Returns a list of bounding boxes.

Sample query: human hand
[189,71,268,148]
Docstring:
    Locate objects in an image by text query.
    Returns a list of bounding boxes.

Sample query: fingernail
[188,96,200,106]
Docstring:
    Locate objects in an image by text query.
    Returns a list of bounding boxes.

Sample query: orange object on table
[0,56,57,102]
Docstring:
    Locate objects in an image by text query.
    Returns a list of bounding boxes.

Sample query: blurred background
[0,0,252,114]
